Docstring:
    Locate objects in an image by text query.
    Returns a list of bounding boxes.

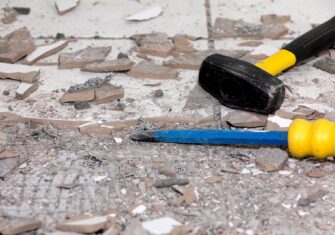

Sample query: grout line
[205,0,215,49]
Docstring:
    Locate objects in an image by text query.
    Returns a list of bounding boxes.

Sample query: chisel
[130,119,335,159]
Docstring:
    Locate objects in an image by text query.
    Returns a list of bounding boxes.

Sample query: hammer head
[199,54,285,114]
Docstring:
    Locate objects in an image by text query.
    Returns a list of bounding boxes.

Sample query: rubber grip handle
[284,16,335,64]
[288,119,335,159]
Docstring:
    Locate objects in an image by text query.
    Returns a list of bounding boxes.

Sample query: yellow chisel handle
[288,119,335,159]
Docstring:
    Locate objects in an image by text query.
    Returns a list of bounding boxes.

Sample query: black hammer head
[199,54,285,115]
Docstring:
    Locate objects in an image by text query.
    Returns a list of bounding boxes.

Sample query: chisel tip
[129,131,157,142]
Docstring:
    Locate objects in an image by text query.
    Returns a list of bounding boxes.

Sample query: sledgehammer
[199,16,335,114]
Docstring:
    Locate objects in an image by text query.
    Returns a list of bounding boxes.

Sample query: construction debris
[313,57,335,74]
[1,7,17,24]
[15,82,39,100]
[154,89,164,98]
[81,58,134,73]
[154,178,189,188]
[60,89,95,103]
[95,84,124,104]
[213,18,289,39]
[255,148,289,172]
[0,62,40,83]
[175,186,198,206]
[128,61,178,79]
[24,40,68,65]
[164,49,248,70]
[126,6,163,21]
[0,27,35,63]
[0,149,18,160]
[142,217,182,235]
[55,0,80,15]
[74,102,91,110]
[55,214,110,233]
[59,46,111,69]
[261,14,291,24]
[0,218,41,235]
[225,111,267,128]
[12,7,30,15]
[172,35,197,53]
[238,41,263,47]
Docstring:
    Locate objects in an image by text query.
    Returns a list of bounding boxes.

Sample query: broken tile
[142,217,182,235]
[67,77,109,93]
[15,82,39,100]
[213,18,263,38]
[130,205,147,216]
[55,0,80,15]
[172,35,196,53]
[0,62,40,83]
[95,84,124,104]
[0,27,35,63]
[59,89,95,103]
[238,41,263,47]
[0,150,18,160]
[305,169,328,178]
[24,40,68,65]
[59,46,111,69]
[128,61,178,79]
[126,6,163,21]
[0,218,41,235]
[81,58,134,73]
[175,186,198,206]
[313,57,335,74]
[131,32,170,45]
[56,214,109,233]
[1,8,17,24]
[154,178,189,188]
[183,84,219,110]
[225,111,267,128]
[261,14,291,25]
[0,156,28,179]
[164,49,248,70]
[266,115,292,131]
[213,18,288,39]
[261,24,289,39]
[255,148,288,172]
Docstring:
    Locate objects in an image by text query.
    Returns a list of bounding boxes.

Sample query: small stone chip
[313,57,335,74]
[225,111,267,128]
[154,89,164,98]
[74,102,91,110]
[2,90,9,96]
[154,178,189,188]
[255,148,288,172]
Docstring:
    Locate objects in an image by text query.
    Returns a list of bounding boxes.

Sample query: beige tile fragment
[59,89,95,103]
[0,62,39,83]
[0,218,41,235]
[128,61,178,79]
[55,0,80,15]
[15,82,39,100]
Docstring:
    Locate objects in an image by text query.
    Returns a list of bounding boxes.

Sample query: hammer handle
[284,16,335,64]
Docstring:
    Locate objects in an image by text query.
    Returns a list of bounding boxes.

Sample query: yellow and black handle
[256,16,335,76]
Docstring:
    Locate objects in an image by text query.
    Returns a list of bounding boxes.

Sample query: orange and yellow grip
[288,119,335,159]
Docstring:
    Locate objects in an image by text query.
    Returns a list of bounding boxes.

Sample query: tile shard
[313,57,335,74]
[1,8,17,24]
[24,40,68,65]
[55,0,80,15]
[128,61,178,79]
[0,27,35,63]
[0,150,19,160]
[55,214,109,233]
[126,6,163,21]
[164,49,248,70]
[225,111,267,128]
[59,46,111,69]
[95,84,124,104]
[255,148,289,172]
[172,35,197,53]
[81,58,134,73]
[59,89,95,103]
[261,24,289,39]
[0,62,40,83]
[15,82,39,100]
[0,218,41,235]
[261,14,291,25]
[142,217,182,235]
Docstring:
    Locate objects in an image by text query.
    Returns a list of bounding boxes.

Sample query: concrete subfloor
[0,0,335,234]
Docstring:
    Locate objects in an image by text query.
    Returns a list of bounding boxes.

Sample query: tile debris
[55,214,109,233]
[55,0,80,15]
[15,82,39,100]
[24,40,68,65]
[260,14,291,25]
[123,219,147,235]
[142,217,182,235]
[164,49,248,70]
[0,62,40,83]
[95,84,125,104]
[12,7,30,15]
[255,148,289,172]
[238,41,263,47]
[74,102,91,110]
[126,6,163,21]
[225,111,267,128]
[175,186,199,206]
[172,35,197,53]
[0,27,35,63]
[0,218,41,235]
[59,46,111,69]
[313,57,335,74]
[1,7,17,24]
[0,149,18,160]
[59,89,95,103]
[81,58,134,73]
[128,61,178,79]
